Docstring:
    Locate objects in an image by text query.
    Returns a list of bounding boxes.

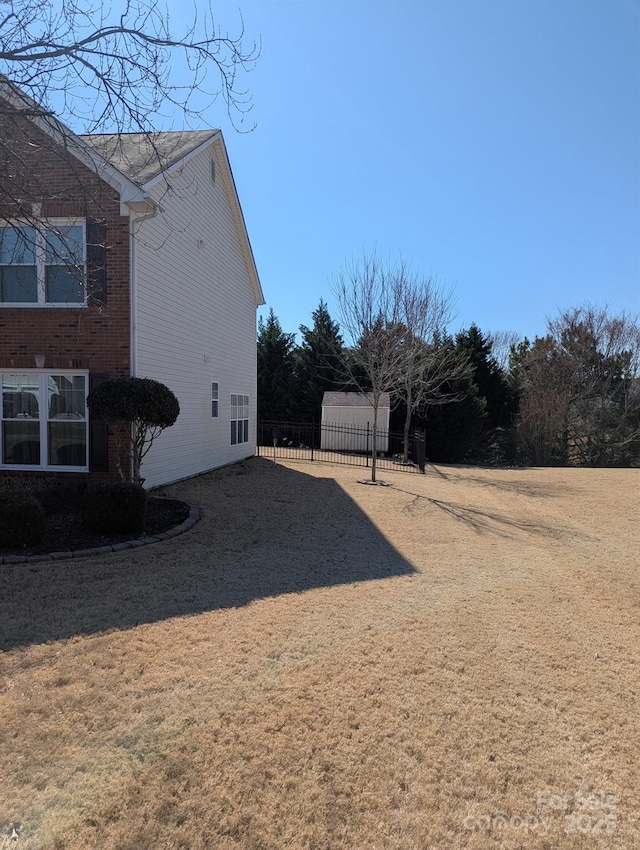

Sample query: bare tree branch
[0,0,259,308]
[0,0,259,133]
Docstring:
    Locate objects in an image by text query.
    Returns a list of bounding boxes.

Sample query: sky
[180,0,639,343]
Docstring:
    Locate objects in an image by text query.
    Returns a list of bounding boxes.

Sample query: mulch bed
[0,496,190,556]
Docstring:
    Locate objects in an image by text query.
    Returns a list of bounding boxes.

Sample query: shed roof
[322,392,391,408]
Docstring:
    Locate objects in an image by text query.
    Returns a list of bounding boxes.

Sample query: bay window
[1,372,88,469]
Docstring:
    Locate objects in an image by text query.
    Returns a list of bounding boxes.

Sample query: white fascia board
[0,80,150,217]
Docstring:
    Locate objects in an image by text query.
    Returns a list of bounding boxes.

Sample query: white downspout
[129,204,159,377]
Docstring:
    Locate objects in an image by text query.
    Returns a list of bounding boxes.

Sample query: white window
[211,382,219,418]
[1,372,88,469]
[230,393,249,445]
[0,220,86,306]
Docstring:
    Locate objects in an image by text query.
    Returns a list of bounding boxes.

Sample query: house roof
[322,392,391,408]
[81,130,264,306]
[79,131,219,186]
[0,79,264,305]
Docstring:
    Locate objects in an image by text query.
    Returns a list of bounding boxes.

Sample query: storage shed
[320,392,391,452]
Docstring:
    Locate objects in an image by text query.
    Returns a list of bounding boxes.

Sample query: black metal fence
[257,420,426,474]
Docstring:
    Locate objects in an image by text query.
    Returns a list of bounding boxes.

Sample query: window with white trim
[230,393,249,445]
[0,220,86,305]
[1,372,88,469]
[211,382,219,418]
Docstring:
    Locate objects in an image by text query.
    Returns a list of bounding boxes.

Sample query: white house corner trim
[128,203,159,377]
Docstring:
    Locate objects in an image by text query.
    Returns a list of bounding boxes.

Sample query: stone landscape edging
[0,504,200,565]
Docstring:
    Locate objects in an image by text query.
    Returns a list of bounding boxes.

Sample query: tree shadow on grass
[424,497,566,539]
[461,474,576,499]
[0,459,416,650]
[427,463,577,498]
[392,483,595,542]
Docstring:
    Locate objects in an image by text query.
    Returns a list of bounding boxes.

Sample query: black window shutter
[86,218,107,306]
[89,373,109,472]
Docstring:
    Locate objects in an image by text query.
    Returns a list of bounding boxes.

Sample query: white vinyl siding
[133,140,259,487]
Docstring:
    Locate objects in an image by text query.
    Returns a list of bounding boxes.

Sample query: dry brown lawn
[0,457,638,849]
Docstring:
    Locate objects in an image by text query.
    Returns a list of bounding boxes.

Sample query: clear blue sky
[195,0,640,343]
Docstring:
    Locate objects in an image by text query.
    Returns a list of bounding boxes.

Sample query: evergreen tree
[455,324,518,430]
[415,336,488,463]
[295,300,345,422]
[256,309,297,422]
[415,327,518,463]
[507,337,531,391]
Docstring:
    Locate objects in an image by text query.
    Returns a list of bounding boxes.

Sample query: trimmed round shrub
[83,482,147,535]
[0,494,45,548]
[87,377,180,429]
[86,377,180,484]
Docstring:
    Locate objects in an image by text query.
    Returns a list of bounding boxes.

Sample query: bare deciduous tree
[551,306,640,466]
[333,253,403,481]
[333,252,462,480]
[518,306,640,466]
[488,329,522,372]
[517,335,573,465]
[394,284,468,463]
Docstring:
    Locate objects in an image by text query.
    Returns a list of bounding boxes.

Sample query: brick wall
[0,108,132,479]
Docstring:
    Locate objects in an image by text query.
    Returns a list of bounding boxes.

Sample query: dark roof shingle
[80,130,218,185]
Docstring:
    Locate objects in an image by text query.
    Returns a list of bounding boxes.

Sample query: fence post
[366,422,370,467]
[412,427,426,473]
[311,418,315,462]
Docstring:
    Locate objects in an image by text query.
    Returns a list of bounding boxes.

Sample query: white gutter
[128,200,159,377]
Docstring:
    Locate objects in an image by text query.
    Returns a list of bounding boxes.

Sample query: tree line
[258,259,640,468]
